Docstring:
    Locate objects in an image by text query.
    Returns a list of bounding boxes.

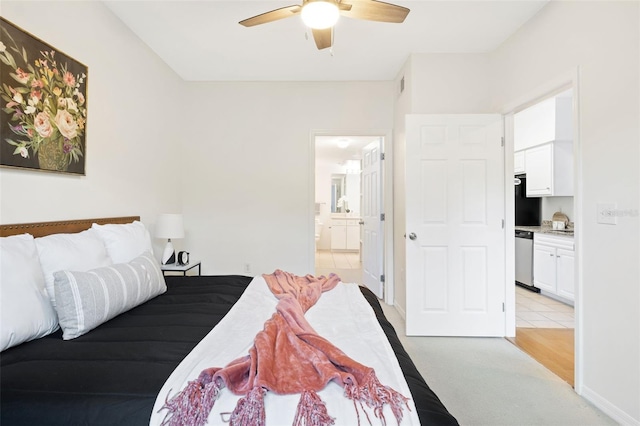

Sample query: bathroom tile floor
[315,250,362,284]
[516,285,575,329]
[315,250,360,269]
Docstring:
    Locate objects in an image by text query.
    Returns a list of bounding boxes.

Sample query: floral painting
[0,17,87,175]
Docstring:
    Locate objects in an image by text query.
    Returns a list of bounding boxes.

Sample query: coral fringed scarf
[159,270,409,426]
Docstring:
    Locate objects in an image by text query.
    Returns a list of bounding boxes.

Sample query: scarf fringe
[230,386,266,426]
[159,371,221,426]
[344,372,410,426]
[293,390,335,426]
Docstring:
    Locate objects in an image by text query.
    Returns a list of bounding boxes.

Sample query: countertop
[516,221,574,237]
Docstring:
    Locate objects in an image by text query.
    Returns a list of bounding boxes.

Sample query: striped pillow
[53,252,166,340]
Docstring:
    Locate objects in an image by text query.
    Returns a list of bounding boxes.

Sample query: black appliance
[514,174,541,226]
[514,174,541,292]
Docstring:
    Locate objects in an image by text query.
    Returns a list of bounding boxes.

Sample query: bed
[0,217,457,426]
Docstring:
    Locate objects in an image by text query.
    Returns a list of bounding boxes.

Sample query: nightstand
[161,260,201,276]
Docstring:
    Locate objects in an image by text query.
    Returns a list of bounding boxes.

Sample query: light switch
[597,203,617,225]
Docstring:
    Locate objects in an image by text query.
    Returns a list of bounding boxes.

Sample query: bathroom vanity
[330,216,361,251]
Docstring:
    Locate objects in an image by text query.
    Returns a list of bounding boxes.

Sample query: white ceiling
[315,135,378,166]
[103,0,549,82]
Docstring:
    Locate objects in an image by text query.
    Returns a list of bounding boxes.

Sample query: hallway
[315,249,362,284]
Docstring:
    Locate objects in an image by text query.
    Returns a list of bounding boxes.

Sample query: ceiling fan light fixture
[301,0,340,30]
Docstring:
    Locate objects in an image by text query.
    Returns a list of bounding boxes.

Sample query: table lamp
[156,214,184,265]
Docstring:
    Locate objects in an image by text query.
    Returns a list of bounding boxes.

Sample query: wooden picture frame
[0,17,88,175]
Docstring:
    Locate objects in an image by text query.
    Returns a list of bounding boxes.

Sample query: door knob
[358,220,364,225]
[409,232,417,240]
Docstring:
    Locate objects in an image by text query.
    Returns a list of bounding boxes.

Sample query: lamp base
[161,240,176,265]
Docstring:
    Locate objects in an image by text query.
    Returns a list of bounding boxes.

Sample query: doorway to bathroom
[314,135,385,296]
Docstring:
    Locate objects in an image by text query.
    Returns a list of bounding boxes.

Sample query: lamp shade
[156,214,185,239]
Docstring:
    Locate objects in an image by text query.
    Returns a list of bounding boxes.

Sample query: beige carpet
[380,303,616,426]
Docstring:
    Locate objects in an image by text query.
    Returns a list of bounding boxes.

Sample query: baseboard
[394,302,406,320]
[540,289,575,307]
[581,385,639,426]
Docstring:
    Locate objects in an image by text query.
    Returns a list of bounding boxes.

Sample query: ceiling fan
[239,0,410,50]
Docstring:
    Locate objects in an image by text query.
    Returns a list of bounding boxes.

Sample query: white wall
[491,2,639,424]
[180,81,394,276]
[0,4,394,275]
[541,196,574,223]
[411,54,494,114]
[0,1,184,256]
[344,172,361,215]
[392,58,411,317]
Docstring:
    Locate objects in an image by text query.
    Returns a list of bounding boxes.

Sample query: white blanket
[150,276,420,425]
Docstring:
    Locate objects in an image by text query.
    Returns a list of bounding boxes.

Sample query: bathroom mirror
[331,174,347,213]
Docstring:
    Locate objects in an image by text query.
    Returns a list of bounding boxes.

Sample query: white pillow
[91,221,153,264]
[53,251,166,340]
[1,234,59,351]
[35,228,112,308]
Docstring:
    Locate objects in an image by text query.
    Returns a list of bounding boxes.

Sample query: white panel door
[405,114,505,336]
[361,139,383,298]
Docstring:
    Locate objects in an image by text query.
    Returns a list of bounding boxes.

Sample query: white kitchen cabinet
[330,218,360,251]
[514,150,525,174]
[533,233,575,304]
[533,243,556,293]
[514,95,573,151]
[525,141,573,197]
[556,248,575,301]
[525,144,552,195]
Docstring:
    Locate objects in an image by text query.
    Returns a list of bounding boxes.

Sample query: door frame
[500,67,583,392]
[309,129,395,304]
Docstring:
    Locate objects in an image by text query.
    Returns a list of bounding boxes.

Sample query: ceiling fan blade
[340,0,410,23]
[239,5,302,27]
[312,28,333,50]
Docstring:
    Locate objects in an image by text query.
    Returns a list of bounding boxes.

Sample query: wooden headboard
[0,216,140,238]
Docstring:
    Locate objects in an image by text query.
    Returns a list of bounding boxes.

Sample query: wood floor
[508,328,575,387]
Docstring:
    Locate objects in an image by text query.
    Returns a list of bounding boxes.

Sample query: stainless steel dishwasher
[515,230,538,292]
